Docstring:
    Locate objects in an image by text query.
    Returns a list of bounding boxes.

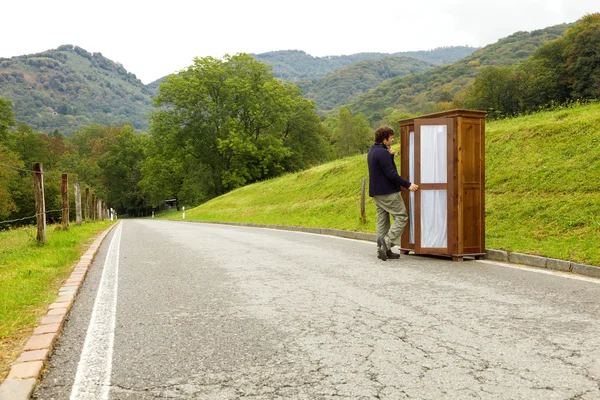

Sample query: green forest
[251,47,477,81]
[0,45,153,134]
[1,14,599,226]
[296,56,437,113]
[347,22,573,123]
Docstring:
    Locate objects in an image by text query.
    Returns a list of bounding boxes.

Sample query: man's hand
[409,183,418,192]
[387,146,396,156]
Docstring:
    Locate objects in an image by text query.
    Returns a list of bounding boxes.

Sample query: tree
[66,124,125,199]
[8,124,51,169]
[513,13,600,110]
[139,145,184,208]
[280,86,331,171]
[515,57,565,110]
[149,53,329,202]
[98,126,148,215]
[0,100,18,219]
[563,13,600,99]
[331,107,372,158]
[0,124,64,225]
[0,98,16,142]
[383,108,414,133]
[0,144,20,219]
[463,66,521,117]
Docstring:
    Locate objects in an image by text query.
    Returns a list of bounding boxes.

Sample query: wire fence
[1,162,62,228]
[0,209,63,225]
[0,162,41,173]
[1,162,109,237]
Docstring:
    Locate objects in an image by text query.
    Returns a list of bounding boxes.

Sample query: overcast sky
[1,0,598,84]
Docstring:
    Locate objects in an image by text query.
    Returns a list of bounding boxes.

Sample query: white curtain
[409,131,415,244]
[420,125,447,183]
[420,125,447,248]
[421,190,447,248]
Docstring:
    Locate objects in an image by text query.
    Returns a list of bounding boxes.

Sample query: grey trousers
[373,192,408,249]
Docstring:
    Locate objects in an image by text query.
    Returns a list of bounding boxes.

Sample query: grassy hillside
[296,57,436,113]
[347,23,572,123]
[163,102,600,266]
[0,45,153,134]
[485,102,600,264]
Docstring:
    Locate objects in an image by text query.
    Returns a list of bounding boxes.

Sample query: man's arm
[382,147,419,192]
[378,151,411,189]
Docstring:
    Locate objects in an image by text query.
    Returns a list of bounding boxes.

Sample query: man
[367,126,418,261]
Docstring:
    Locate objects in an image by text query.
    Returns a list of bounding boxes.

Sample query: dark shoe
[377,236,388,261]
[386,250,400,259]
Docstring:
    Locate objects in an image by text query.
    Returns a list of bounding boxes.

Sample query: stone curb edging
[182,219,600,279]
[0,222,120,400]
[485,249,600,278]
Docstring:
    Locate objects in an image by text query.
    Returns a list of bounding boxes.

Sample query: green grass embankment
[161,103,600,267]
[485,104,600,265]
[0,221,114,380]
[174,157,378,232]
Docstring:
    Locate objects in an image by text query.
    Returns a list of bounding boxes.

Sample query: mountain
[0,45,154,135]
[296,56,436,113]
[346,23,573,123]
[0,22,574,134]
[251,47,478,82]
[146,76,166,93]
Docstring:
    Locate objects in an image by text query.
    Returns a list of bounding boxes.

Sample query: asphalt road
[33,219,600,399]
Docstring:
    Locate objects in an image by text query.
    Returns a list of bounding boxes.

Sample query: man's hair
[374,126,395,143]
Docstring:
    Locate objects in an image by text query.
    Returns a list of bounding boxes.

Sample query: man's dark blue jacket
[367,142,411,197]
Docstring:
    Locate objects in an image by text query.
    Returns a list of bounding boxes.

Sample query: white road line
[70,222,122,400]
[477,259,600,284]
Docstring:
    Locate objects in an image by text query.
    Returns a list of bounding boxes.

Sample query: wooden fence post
[74,183,82,226]
[62,173,69,230]
[33,163,46,245]
[85,188,89,221]
[360,178,367,224]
